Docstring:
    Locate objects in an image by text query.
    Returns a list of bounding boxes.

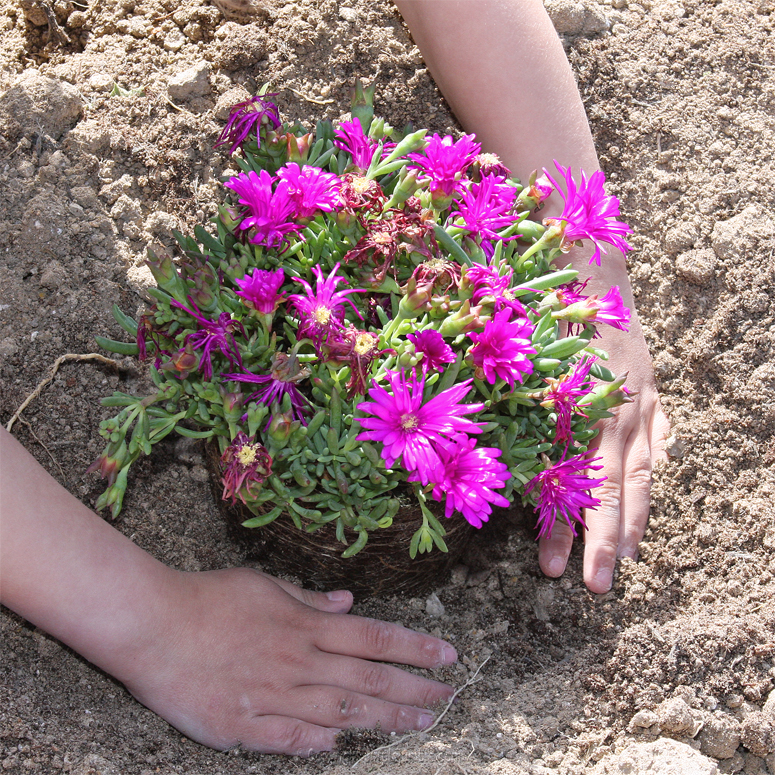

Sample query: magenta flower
[214,95,281,155]
[171,298,244,381]
[223,170,301,250]
[276,163,342,218]
[557,285,631,332]
[334,120,379,170]
[543,161,632,266]
[464,263,526,317]
[541,357,595,444]
[449,176,518,258]
[220,432,273,505]
[424,435,511,529]
[357,371,485,485]
[408,133,481,205]
[407,329,456,373]
[287,263,362,349]
[235,267,286,314]
[468,308,536,388]
[525,454,606,539]
[224,353,310,423]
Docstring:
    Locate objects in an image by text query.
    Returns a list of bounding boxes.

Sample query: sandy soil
[2,0,775,773]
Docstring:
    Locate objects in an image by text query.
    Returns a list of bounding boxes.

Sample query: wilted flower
[287,262,362,349]
[423,435,511,528]
[468,308,536,388]
[543,161,632,266]
[171,299,245,381]
[224,352,310,423]
[224,169,301,250]
[325,324,391,397]
[471,152,511,181]
[276,162,342,218]
[357,371,484,486]
[220,432,273,505]
[526,454,606,539]
[215,95,281,155]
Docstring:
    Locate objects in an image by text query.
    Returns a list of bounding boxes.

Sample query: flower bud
[286,132,314,163]
[577,373,634,409]
[517,171,554,212]
[218,204,241,232]
[351,79,376,131]
[398,276,434,317]
[267,408,299,444]
[437,299,489,336]
[221,390,245,423]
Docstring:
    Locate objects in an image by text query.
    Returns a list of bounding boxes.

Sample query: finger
[317,653,454,707]
[538,518,576,578]
[583,422,625,594]
[314,614,457,669]
[255,571,354,614]
[234,715,340,756]
[281,685,436,734]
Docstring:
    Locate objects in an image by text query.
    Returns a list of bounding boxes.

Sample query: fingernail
[441,644,458,665]
[547,556,565,577]
[418,713,435,730]
[326,590,350,602]
[594,566,612,592]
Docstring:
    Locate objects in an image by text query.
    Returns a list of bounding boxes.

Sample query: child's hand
[120,568,457,755]
[537,267,670,593]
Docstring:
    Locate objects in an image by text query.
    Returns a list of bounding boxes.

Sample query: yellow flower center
[400,413,418,430]
[477,152,501,166]
[372,232,392,245]
[354,333,376,356]
[314,306,331,325]
[237,444,258,466]
[350,176,371,195]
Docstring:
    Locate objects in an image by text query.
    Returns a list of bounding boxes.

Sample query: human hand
[119,568,457,755]
[537,268,670,593]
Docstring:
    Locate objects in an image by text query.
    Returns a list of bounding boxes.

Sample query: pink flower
[543,161,632,266]
[234,267,285,314]
[220,432,273,505]
[276,163,342,218]
[464,263,527,317]
[357,371,485,486]
[408,133,481,205]
[449,176,518,258]
[557,286,631,332]
[214,95,281,155]
[424,435,511,528]
[334,120,379,170]
[525,454,606,539]
[287,263,362,349]
[541,357,596,444]
[468,308,536,388]
[407,329,456,373]
[223,170,301,250]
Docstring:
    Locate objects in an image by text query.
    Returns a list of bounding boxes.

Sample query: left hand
[536,271,670,593]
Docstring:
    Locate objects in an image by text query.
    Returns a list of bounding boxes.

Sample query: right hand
[121,568,457,755]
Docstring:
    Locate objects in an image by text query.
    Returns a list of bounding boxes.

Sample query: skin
[395,0,670,592]
[0,426,457,755]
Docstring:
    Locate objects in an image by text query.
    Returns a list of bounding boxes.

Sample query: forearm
[0,426,176,683]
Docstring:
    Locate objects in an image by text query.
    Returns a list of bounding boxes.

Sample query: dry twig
[6,353,121,433]
[352,655,491,768]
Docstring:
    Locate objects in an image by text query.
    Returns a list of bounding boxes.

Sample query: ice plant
[357,371,484,486]
[287,262,362,349]
[468,308,536,388]
[224,170,301,249]
[276,163,342,218]
[543,161,632,266]
[235,267,286,315]
[92,90,634,561]
[425,435,510,528]
[408,133,481,207]
[526,454,606,540]
[220,432,273,505]
[214,95,281,155]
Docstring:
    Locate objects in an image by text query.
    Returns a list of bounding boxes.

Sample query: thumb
[256,571,355,613]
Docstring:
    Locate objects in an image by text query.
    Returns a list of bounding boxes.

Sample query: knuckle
[361,618,395,656]
[358,663,392,698]
[626,466,653,492]
[280,719,315,755]
[334,692,362,723]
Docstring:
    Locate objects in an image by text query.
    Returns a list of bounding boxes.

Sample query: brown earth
[2,0,775,773]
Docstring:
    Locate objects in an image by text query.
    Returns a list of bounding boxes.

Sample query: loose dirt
[2,0,775,773]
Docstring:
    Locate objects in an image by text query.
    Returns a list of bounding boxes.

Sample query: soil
[2,0,775,773]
